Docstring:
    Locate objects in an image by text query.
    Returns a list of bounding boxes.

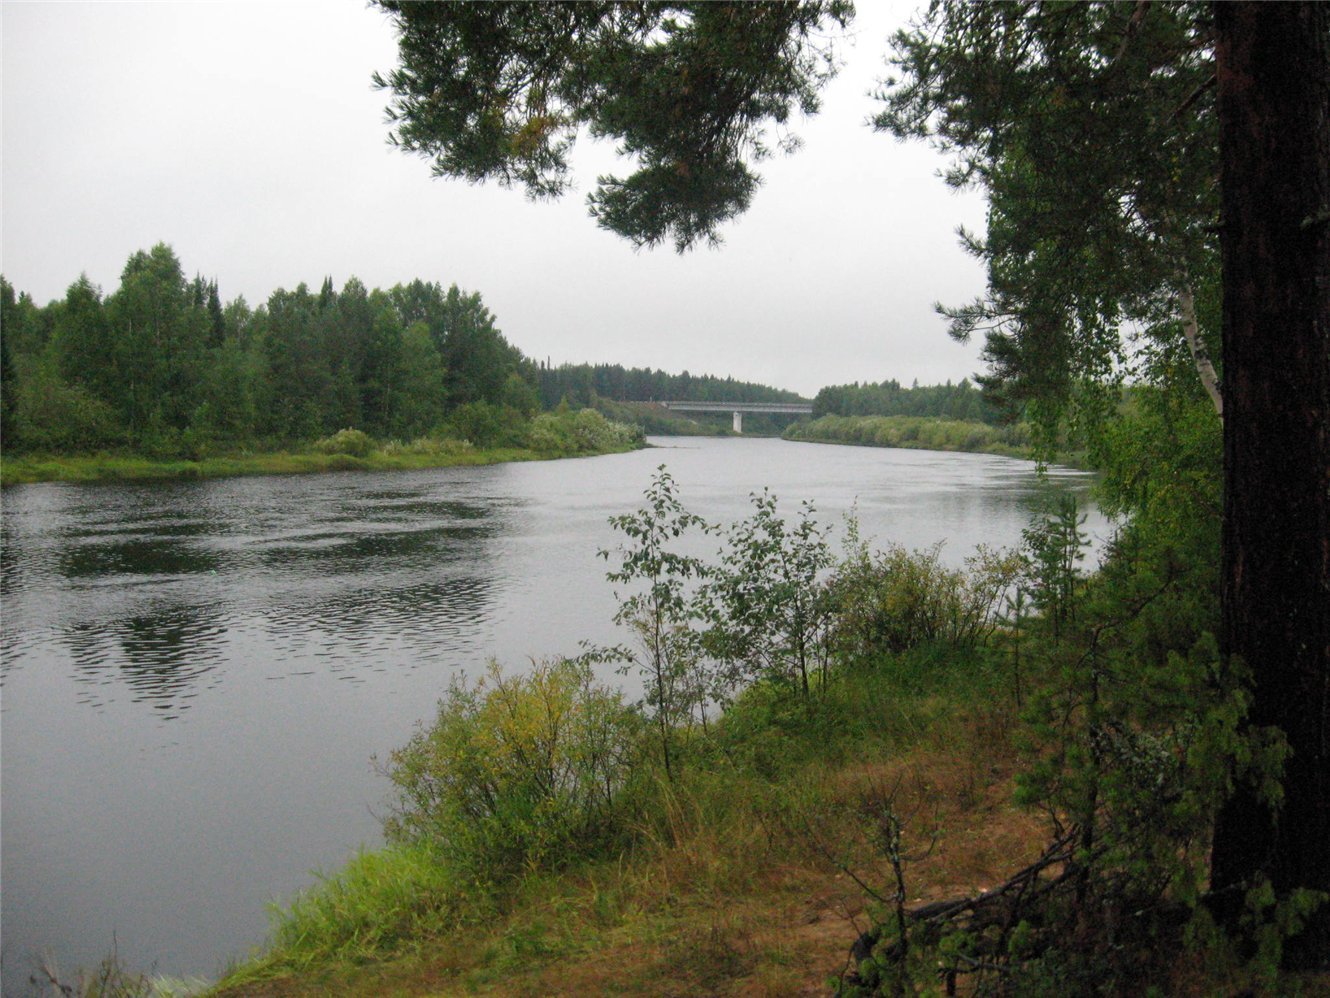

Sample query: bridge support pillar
[732,411,743,434]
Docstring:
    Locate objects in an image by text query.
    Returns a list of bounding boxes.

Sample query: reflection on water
[0,438,1106,989]
[64,608,227,717]
[60,536,223,579]
[2,477,507,708]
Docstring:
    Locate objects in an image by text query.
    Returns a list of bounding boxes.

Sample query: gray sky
[2,1,989,399]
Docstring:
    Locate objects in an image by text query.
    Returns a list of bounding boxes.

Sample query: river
[0,437,1107,988]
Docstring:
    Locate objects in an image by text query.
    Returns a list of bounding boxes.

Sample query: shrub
[703,491,836,699]
[527,408,641,455]
[267,842,462,964]
[381,658,646,883]
[829,539,1020,662]
[312,427,374,458]
[378,435,474,457]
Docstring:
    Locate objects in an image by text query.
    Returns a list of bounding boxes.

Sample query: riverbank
[211,648,1041,997]
[785,413,1039,460]
[0,444,621,488]
[0,410,642,488]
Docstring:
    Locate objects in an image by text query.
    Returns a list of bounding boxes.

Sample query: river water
[0,437,1106,987]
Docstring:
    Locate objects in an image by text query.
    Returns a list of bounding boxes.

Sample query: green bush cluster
[298,410,641,467]
[526,407,643,455]
[311,427,375,457]
[380,659,646,884]
[830,539,1022,662]
[9,362,126,453]
[268,843,462,967]
[377,435,474,457]
[446,401,528,449]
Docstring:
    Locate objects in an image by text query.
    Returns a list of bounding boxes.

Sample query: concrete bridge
[659,400,813,434]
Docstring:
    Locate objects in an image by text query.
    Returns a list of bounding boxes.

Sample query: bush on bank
[381,659,647,885]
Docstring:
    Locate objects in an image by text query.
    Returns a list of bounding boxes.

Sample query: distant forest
[0,244,803,458]
[813,379,1003,425]
[536,363,803,409]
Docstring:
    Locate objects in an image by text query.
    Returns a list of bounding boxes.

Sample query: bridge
[659,400,813,434]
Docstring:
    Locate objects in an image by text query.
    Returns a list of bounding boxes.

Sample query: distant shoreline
[0,441,640,489]
[783,413,1090,468]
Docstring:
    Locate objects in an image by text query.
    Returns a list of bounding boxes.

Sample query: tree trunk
[1210,1,1330,969]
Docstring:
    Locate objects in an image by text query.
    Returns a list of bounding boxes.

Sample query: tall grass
[261,844,463,968]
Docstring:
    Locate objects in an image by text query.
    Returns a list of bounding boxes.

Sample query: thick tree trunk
[1209,2,1330,969]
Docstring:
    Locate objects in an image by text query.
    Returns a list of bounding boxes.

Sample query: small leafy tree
[704,490,835,699]
[599,466,712,781]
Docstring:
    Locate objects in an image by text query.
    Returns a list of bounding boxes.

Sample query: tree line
[813,377,1001,425]
[536,361,804,410]
[0,245,533,455]
[0,246,805,459]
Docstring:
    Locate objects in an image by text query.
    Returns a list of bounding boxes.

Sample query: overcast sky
[2,1,989,399]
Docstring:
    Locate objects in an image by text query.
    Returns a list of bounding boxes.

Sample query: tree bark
[1210,1,1330,969]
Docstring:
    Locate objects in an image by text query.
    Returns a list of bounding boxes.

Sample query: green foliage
[525,407,642,456]
[703,491,836,699]
[447,400,525,449]
[786,413,1033,457]
[195,338,262,444]
[599,466,714,780]
[373,1,853,250]
[107,243,210,439]
[312,427,375,458]
[814,377,1003,424]
[878,1,1219,440]
[596,397,733,437]
[435,285,524,408]
[11,355,126,452]
[830,371,1313,993]
[264,843,463,967]
[381,658,645,885]
[0,325,16,451]
[829,534,1021,664]
[2,250,563,460]
[538,361,803,410]
[391,321,448,436]
[1019,494,1089,642]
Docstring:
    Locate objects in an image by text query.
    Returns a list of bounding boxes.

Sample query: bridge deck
[658,400,813,414]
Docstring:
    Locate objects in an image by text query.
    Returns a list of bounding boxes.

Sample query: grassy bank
[0,410,642,488]
[212,646,1035,997]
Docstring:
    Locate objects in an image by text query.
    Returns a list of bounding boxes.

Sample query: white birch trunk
[1178,281,1223,418]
